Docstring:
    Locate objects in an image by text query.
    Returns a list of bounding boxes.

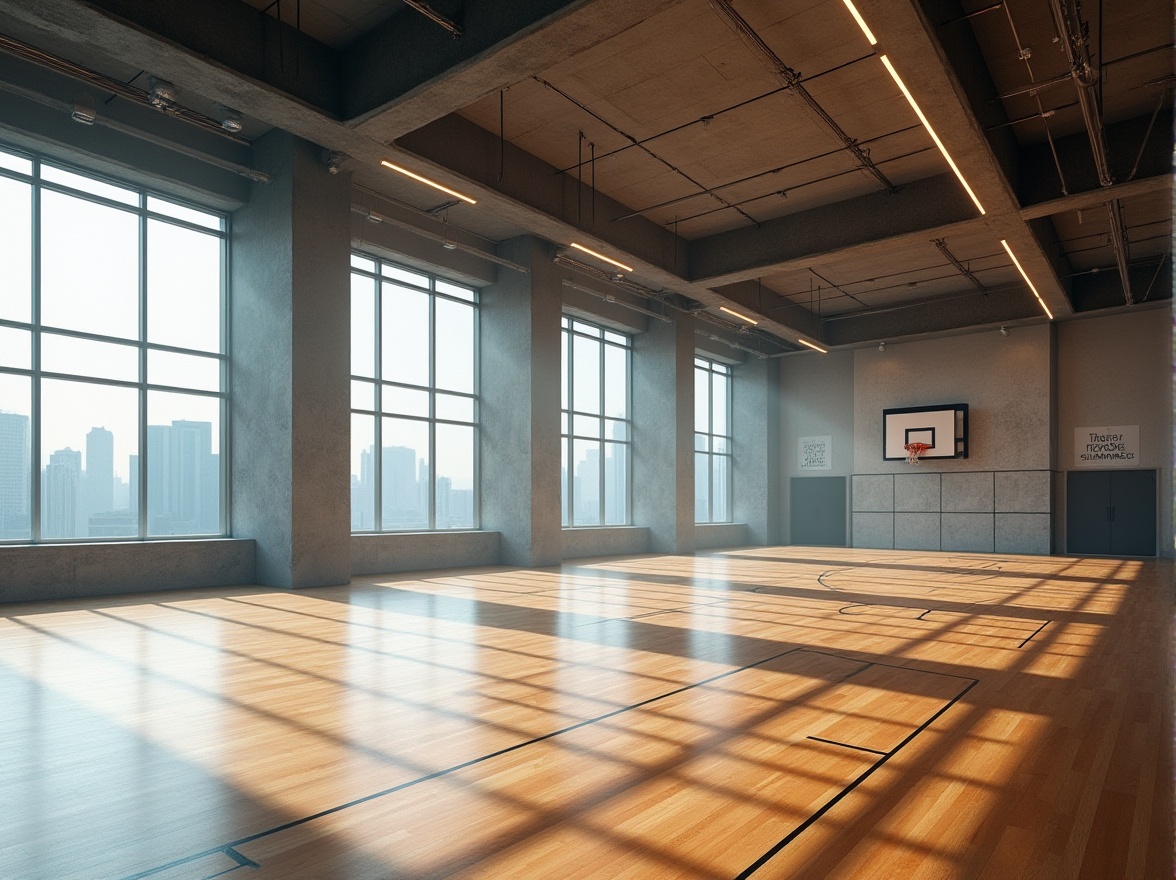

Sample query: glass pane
[695,433,709,452]
[713,371,729,435]
[561,440,569,527]
[435,422,474,529]
[381,264,429,289]
[41,190,139,340]
[0,373,32,540]
[42,164,138,206]
[146,197,222,231]
[561,329,569,411]
[572,320,600,338]
[603,441,627,525]
[573,413,600,438]
[694,366,709,433]
[351,379,375,411]
[382,283,429,387]
[436,279,475,302]
[712,454,732,523]
[149,349,220,392]
[0,148,32,175]
[381,417,429,530]
[351,254,375,273]
[43,333,138,383]
[350,413,376,531]
[382,384,428,418]
[146,392,221,536]
[41,379,139,539]
[351,274,376,378]
[571,438,600,526]
[0,326,31,370]
[695,452,710,523]
[603,342,627,419]
[148,219,222,353]
[434,297,474,393]
[714,436,731,454]
[604,418,628,441]
[0,177,32,323]
[603,330,626,345]
[560,411,568,435]
[694,357,707,369]
[572,334,600,415]
[436,392,474,423]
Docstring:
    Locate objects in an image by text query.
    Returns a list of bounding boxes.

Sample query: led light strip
[797,338,828,353]
[842,0,877,45]
[380,160,477,205]
[569,242,634,273]
[1000,239,1054,319]
[719,305,759,325]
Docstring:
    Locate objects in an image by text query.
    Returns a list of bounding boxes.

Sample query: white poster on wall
[1074,425,1139,467]
[799,436,832,470]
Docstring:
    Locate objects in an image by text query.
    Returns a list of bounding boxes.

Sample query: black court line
[806,736,889,757]
[1017,619,1052,648]
[121,645,858,880]
[737,677,979,879]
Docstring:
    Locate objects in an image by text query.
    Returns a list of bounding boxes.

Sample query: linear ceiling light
[568,242,633,273]
[797,338,828,353]
[380,160,476,205]
[1000,239,1054,320]
[879,55,985,215]
[719,305,759,325]
[841,0,877,45]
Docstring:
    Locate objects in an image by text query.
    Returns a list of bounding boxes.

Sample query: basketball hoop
[904,442,930,464]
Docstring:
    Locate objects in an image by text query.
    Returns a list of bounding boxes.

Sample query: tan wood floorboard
[0,548,1170,879]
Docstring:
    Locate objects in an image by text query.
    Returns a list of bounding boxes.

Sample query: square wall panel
[895,473,941,512]
[852,474,894,512]
[941,513,994,552]
[995,471,1051,513]
[853,512,894,549]
[995,513,1051,554]
[895,512,941,551]
[942,472,994,512]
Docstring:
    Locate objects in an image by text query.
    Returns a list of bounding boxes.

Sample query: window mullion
[138,197,148,538]
[374,277,383,531]
[30,162,42,542]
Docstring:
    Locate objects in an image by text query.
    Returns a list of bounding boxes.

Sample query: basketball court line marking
[805,735,889,756]
[836,602,1051,649]
[737,677,978,879]
[119,647,978,880]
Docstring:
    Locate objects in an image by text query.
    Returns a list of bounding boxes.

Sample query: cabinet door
[790,477,847,546]
[1066,471,1111,555]
[1110,470,1157,556]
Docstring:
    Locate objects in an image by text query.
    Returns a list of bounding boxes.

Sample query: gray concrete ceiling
[0,0,1168,352]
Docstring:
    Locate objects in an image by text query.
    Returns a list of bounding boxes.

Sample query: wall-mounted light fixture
[999,325,1009,337]
[381,160,477,205]
[568,242,633,273]
[1000,240,1054,319]
[719,305,759,325]
[878,341,886,351]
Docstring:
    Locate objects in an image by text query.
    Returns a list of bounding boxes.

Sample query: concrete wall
[0,540,255,604]
[562,527,650,560]
[696,523,750,549]
[352,531,501,575]
[1055,306,1173,556]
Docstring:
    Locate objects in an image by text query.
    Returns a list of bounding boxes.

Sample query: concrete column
[734,355,781,544]
[633,316,694,554]
[230,131,351,587]
[480,236,563,566]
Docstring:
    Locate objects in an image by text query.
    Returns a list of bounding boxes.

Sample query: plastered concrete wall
[562,527,650,560]
[779,350,855,543]
[695,523,750,549]
[0,540,255,604]
[352,531,501,575]
[733,355,781,545]
[1056,306,1173,556]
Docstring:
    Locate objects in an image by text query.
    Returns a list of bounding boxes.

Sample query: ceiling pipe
[561,280,672,323]
[933,238,988,291]
[708,0,895,194]
[401,0,463,36]
[1046,0,1133,302]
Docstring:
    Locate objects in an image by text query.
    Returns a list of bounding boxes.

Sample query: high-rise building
[83,427,115,535]
[169,420,215,534]
[0,412,30,539]
[381,445,419,528]
[43,447,82,538]
[146,425,171,533]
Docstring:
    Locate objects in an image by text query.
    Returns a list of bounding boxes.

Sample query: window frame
[0,143,230,544]
[561,316,633,528]
[349,253,480,533]
[694,356,733,524]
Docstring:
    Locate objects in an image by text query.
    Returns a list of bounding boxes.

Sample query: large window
[561,317,631,527]
[350,255,478,531]
[694,357,732,523]
[0,144,227,542]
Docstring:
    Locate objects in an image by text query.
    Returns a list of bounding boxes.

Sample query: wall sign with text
[1074,425,1139,467]
[799,436,832,470]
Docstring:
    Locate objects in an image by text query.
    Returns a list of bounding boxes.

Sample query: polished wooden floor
[1,548,1171,879]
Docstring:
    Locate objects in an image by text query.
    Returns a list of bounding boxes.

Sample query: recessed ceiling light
[381,160,476,205]
[879,55,985,216]
[797,338,828,353]
[719,305,759,325]
[1000,239,1054,320]
[569,242,634,273]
